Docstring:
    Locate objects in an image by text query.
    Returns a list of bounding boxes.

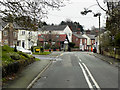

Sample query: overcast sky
[42,0,107,30]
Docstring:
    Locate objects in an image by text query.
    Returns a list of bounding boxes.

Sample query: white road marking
[79,58,82,62]
[82,63,101,90]
[78,62,94,90]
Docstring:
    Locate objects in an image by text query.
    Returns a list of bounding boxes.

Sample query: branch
[96,0,107,12]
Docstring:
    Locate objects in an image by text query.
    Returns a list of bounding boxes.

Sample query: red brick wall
[2,23,18,46]
[72,34,80,47]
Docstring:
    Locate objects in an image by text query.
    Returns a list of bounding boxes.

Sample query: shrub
[69,42,75,48]
[2,45,14,52]
[31,46,40,52]
[40,47,44,52]
[44,44,50,49]
[8,52,21,60]
[17,51,30,59]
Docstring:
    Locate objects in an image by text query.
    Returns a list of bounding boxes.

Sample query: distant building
[72,33,87,51]
[82,34,95,51]
[38,25,72,48]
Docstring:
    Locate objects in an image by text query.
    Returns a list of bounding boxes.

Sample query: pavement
[2,51,62,89]
[87,52,120,67]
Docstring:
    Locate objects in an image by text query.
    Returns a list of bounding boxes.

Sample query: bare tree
[0,0,67,30]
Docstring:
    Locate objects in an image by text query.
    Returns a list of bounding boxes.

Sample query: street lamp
[81,9,101,53]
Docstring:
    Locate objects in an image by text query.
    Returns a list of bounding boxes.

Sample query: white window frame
[3,31,7,36]
[80,39,82,44]
[13,32,17,37]
[76,38,78,41]
[21,31,25,35]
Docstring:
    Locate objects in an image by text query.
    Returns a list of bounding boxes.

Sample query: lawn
[33,51,51,55]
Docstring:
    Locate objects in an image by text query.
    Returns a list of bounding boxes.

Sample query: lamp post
[94,13,101,53]
[81,9,101,53]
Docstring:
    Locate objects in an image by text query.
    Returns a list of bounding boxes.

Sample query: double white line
[78,58,101,90]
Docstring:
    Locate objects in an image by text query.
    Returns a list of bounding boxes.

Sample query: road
[32,52,119,89]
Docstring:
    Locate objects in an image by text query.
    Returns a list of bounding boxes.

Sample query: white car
[11,46,32,54]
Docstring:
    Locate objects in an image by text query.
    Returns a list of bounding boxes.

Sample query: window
[41,35,44,38]
[84,39,86,44]
[76,38,78,41]
[80,39,82,44]
[56,35,59,38]
[3,31,7,36]
[69,33,71,36]
[22,31,25,35]
[13,32,17,37]
[13,41,17,45]
[4,39,8,45]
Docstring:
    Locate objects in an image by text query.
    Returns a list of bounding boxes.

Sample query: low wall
[2,57,35,78]
[103,51,120,60]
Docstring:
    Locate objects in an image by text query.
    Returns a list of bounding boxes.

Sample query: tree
[59,20,84,33]
[0,0,66,30]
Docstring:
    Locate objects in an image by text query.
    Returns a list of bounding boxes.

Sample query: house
[72,33,87,51]
[17,30,38,49]
[1,22,38,49]
[13,23,38,49]
[2,23,18,46]
[82,34,95,51]
[38,25,72,48]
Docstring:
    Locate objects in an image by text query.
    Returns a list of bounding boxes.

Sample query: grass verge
[33,52,51,55]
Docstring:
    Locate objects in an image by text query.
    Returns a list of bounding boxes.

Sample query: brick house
[38,25,72,49]
[72,33,87,51]
[82,34,95,51]
[2,23,18,46]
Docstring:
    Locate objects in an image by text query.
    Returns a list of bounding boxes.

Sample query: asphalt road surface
[32,52,119,89]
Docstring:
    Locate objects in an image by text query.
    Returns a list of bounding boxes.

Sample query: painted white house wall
[82,34,91,45]
[63,25,72,42]
[95,36,100,53]
[18,30,38,49]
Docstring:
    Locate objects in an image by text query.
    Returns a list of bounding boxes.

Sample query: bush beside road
[2,45,40,82]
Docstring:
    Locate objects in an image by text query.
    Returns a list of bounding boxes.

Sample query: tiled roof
[41,25,67,31]
[73,33,86,39]
[87,34,95,39]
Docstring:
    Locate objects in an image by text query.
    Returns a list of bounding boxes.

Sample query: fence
[100,46,120,60]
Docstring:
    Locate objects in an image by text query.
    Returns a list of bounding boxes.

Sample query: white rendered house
[17,30,38,49]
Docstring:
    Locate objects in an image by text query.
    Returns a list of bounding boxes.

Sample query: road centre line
[78,62,94,90]
[79,58,82,62]
[82,63,101,90]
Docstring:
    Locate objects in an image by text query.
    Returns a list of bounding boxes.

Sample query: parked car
[11,46,32,54]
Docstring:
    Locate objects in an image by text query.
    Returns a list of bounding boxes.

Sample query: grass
[35,58,41,61]
[1,45,38,66]
[33,52,51,55]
